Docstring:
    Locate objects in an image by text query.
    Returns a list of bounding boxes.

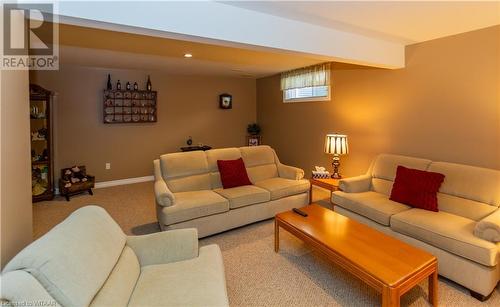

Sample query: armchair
[1,206,229,307]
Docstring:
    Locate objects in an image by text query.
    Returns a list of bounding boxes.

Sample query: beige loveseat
[154,145,310,237]
[332,154,500,299]
[1,206,229,307]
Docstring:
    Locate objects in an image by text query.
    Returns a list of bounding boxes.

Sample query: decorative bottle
[146,75,152,91]
[107,74,112,90]
[126,82,131,90]
[117,80,121,90]
[133,82,138,91]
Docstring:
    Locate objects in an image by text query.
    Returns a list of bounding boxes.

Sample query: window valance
[280,62,330,91]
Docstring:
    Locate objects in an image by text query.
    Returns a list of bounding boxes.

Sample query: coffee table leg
[274,219,279,253]
[382,286,400,307]
[309,183,313,204]
[429,269,438,306]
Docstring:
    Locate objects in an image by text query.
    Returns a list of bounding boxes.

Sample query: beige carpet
[34,182,500,306]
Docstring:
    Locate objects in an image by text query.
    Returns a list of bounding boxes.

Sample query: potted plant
[247,123,261,135]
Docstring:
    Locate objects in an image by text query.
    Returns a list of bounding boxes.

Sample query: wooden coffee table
[275,204,438,307]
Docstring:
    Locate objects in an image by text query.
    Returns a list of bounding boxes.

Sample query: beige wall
[0,7,33,268]
[30,66,256,182]
[257,26,500,177]
[0,70,32,268]
[0,75,32,267]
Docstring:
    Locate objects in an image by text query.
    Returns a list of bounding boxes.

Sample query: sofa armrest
[338,175,371,193]
[278,164,305,180]
[474,210,500,242]
[153,159,175,207]
[154,180,175,207]
[126,228,199,266]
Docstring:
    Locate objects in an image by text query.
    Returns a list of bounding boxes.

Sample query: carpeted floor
[34,182,500,306]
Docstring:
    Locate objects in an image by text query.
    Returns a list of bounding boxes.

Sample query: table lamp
[324,134,349,179]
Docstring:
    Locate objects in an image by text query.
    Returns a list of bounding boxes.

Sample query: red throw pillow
[217,158,252,189]
[390,166,445,212]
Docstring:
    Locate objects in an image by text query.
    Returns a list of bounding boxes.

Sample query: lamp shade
[324,134,349,155]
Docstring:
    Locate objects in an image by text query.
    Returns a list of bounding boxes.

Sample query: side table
[309,178,340,204]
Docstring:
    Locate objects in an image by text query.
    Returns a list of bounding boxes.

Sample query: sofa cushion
[246,164,279,183]
[372,154,432,181]
[437,193,497,221]
[371,178,393,196]
[217,158,252,189]
[210,172,224,190]
[428,162,500,207]
[3,206,126,307]
[128,245,229,307]
[332,191,411,226]
[90,246,140,307]
[206,148,242,172]
[214,185,271,209]
[390,166,445,212]
[239,145,276,167]
[0,271,57,307]
[160,151,209,179]
[391,209,499,266]
[160,151,211,193]
[166,173,212,193]
[160,190,229,225]
[255,178,309,200]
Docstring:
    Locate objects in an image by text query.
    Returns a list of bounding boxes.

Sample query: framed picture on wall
[247,135,261,146]
[219,93,232,109]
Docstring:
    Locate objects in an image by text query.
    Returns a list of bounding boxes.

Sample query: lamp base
[331,155,342,179]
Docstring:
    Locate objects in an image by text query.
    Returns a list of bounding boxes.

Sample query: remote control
[292,208,308,217]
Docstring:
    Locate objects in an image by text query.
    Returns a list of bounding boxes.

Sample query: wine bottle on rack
[117,80,121,90]
[107,74,112,90]
[126,82,131,90]
[133,82,138,91]
[146,75,152,91]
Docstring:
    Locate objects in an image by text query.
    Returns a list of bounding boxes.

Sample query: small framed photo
[247,135,261,146]
[219,93,232,109]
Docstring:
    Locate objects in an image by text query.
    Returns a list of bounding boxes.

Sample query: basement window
[283,85,330,102]
[281,63,330,103]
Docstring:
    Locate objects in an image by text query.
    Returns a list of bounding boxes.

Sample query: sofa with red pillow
[331,154,500,300]
[153,145,309,239]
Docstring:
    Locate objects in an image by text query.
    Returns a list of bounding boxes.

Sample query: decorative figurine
[146,75,152,91]
[133,82,138,90]
[107,74,112,90]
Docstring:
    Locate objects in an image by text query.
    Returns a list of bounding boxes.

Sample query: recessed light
[184,53,193,58]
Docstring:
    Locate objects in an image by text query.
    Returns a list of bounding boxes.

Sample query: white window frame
[282,85,331,103]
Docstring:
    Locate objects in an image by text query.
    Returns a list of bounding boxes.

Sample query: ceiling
[55,24,326,78]
[225,1,500,44]
[51,1,499,77]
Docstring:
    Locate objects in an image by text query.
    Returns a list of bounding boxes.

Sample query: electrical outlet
[105,163,111,170]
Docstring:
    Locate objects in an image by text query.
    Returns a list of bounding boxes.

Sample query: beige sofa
[1,206,229,307]
[332,154,500,299]
[154,145,310,237]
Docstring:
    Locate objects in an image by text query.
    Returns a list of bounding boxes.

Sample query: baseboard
[95,175,154,189]
[55,175,154,195]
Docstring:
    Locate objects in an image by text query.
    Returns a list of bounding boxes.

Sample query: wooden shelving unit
[30,84,54,202]
[103,90,157,124]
